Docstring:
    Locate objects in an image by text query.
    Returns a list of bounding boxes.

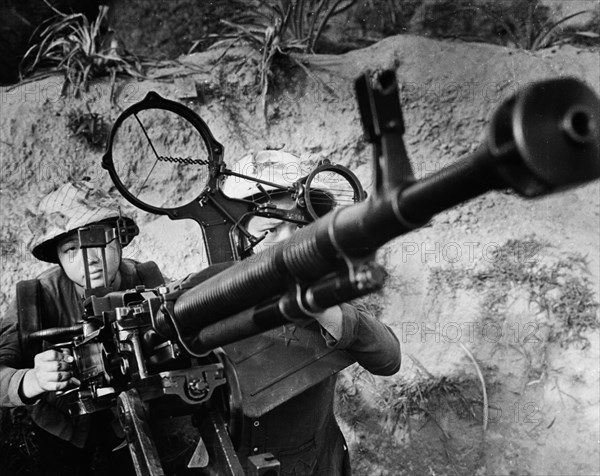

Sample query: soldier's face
[247,216,298,251]
[246,196,298,253]
[56,226,122,289]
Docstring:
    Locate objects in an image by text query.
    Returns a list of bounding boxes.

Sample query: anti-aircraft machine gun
[20,71,600,475]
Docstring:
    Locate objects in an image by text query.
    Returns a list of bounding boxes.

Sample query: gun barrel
[171,77,599,346]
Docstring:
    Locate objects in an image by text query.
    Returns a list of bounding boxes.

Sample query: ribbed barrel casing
[173,246,285,331]
[172,213,339,332]
[280,217,339,281]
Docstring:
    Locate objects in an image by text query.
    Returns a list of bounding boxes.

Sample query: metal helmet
[28,181,137,263]
[222,149,336,217]
[222,149,304,201]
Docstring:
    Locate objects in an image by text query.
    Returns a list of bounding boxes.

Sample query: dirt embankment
[1,35,599,475]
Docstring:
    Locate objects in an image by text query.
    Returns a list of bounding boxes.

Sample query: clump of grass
[543,274,599,348]
[387,0,593,51]
[474,0,590,51]
[462,237,599,348]
[562,3,600,47]
[66,105,109,151]
[428,237,599,348]
[353,0,422,37]
[222,0,357,54]
[336,366,481,439]
[470,237,547,322]
[473,237,547,285]
[215,0,354,119]
[19,5,144,100]
[380,373,478,435]
[428,267,471,295]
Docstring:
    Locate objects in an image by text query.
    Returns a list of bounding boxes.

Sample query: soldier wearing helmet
[0,181,164,475]
[222,150,401,475]
[223,149,337,256]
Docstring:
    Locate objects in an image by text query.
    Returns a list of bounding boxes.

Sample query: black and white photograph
[1,1,598,475]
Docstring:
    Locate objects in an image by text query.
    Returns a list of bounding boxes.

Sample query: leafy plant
[216,0,356,120]
[19,4,144,100]
[353,0,423,37]
[336,365,481,441]
[66,105,109,151]
[409,0,592,51]
[561,3,600,47]
[478,0,591,51]
[186,0,249,54]
[458,237,600,348]
[380,373,478,433]
[223,0,357,53]
[409,0,500,42]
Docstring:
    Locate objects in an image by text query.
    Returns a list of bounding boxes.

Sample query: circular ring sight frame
[102,91,224,218]
[102,91,254,264]
[301,159,367,220]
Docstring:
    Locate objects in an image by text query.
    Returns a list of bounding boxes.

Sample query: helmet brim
[31,216,136,263]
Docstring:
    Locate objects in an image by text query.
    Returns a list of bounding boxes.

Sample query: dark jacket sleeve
[321,303,401,376]
[0,298,31,407]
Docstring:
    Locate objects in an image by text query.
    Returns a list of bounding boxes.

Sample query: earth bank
[0,34,599,475]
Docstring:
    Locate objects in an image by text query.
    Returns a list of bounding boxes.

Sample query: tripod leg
[196,408,246,476]
[117,389,166,476]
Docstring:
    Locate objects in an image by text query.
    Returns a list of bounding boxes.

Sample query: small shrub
[561,3,600,47]
[336,366,482,438]
[409,0,497,42]
[378,0,595,51]
[464,237,599,348]
[381,373,479,430]
[66,106,109,151]
[353,0,423,37]
[183,0,250,55]
[476,0,591,51]
[544,274,599,347]
[216,0,356,119]
[19,5,144,99]
[223,0,357,53]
